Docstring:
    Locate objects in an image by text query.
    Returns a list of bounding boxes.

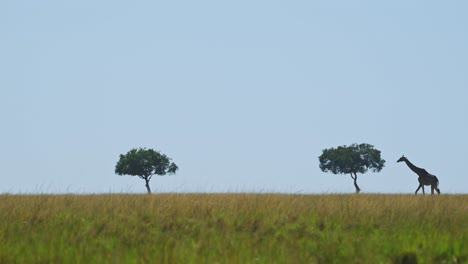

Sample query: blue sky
[1,1,467,194]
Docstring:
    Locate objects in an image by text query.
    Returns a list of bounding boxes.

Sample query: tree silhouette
[115,148,178,194]
[319,143,385,193]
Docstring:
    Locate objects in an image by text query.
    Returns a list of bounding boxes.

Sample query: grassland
[0,194,467,263]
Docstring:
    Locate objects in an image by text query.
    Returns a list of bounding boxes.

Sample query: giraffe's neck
[404,159,424,175]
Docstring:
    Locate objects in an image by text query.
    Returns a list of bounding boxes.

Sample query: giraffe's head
[397,155,407,163]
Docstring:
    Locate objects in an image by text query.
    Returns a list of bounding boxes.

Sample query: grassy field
[0,194,467,263]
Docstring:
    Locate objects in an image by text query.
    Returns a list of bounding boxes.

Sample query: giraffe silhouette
[397,155,440,195]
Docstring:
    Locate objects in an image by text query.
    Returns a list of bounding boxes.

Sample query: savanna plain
[0,194,466,263]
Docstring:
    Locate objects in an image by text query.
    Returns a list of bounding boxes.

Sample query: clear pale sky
[1,1,467,194]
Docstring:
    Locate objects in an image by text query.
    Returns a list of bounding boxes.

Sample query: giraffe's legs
[415,184,422,195]
[422,186,425,195]
[433,176,441,195]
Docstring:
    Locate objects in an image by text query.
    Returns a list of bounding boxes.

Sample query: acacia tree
[318,143,385,193]
[115,148,178,194]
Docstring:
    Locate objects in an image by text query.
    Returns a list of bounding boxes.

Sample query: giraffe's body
[397,156,440,195]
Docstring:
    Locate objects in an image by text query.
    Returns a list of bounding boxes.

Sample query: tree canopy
[115,148,178,194]
[318,143,385,193]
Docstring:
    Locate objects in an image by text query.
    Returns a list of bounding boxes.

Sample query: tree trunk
[350,173,361,194]
[144,176,152,194]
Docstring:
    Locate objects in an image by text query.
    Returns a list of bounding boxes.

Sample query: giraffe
[397,155,440,195]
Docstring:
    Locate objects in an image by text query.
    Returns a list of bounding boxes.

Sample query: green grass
[0,194,467,263]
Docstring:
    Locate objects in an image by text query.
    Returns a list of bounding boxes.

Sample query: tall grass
[0,194,466,263]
